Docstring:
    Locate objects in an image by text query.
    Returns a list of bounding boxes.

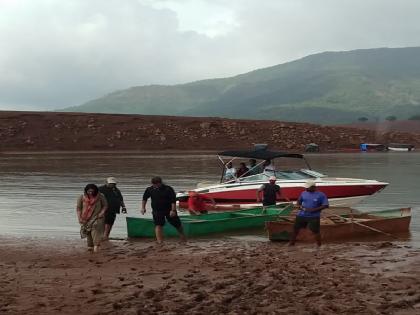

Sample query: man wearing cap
[99,177,127,240]
[289,180,329,247]
[257,176,284,210]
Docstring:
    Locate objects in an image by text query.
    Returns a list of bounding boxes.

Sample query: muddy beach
[1,237,419,315]
[1,111,420,315]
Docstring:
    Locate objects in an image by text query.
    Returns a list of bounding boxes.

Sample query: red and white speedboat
[177,147,388,210]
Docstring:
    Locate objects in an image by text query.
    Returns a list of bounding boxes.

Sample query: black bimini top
[218,149,304,160]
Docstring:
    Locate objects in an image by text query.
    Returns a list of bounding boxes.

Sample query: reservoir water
[0,152,419,245]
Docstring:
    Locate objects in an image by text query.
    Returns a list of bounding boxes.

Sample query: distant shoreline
[1,110,419,153]
[0,149,218,155]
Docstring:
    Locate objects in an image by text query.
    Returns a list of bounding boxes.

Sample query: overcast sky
[1,0,420,110]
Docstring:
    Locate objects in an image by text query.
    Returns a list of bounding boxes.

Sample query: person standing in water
[76,184,108,252]
[141,176,186,244]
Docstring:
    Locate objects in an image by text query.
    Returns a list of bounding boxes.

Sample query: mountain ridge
[62,46,420,124]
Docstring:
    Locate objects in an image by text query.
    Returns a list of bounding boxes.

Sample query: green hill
[62,47,420,124]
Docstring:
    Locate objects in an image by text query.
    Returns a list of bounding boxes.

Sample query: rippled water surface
[0,152,419,245]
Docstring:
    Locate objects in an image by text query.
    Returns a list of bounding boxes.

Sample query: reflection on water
[0,152,419,246]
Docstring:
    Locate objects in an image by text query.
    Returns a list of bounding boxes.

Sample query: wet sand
[1,237,420,315]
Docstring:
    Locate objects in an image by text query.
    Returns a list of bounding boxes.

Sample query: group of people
[76,177,127,252]
[223,159,276,181]
[77,175,329,252]
[76,176,186,252]
[186,177,329,247]
[257,176,329,246]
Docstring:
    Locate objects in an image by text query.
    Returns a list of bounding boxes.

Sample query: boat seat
[353,218,373,222]
[327,216,347,224]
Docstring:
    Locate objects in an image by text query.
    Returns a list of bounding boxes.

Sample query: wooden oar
[327,214,398,239]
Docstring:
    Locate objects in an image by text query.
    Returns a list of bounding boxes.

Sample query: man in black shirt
[99,177,127,240]
[141,176,185,244]
[256,176,285,210]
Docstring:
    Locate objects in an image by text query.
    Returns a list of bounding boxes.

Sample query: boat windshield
[237,170,316,182]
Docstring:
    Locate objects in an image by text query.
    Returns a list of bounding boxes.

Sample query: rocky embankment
[0,111,419,152]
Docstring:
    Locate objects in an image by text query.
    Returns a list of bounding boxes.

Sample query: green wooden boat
[126,204,293,238]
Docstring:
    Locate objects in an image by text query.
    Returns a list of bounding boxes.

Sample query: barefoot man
[141,176,186,244]
[289,180,329,247]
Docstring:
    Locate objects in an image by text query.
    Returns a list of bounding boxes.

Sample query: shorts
[152,210,182,228]
[294,216,320,234]
[105,211,117,225]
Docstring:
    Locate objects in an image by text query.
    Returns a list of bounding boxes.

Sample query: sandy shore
[0,237,419,315]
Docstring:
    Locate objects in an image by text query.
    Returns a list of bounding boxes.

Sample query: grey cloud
[1,0,420,110]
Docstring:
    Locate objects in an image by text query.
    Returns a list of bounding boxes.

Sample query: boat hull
[266,208,411,242]
[387,147,414,152]
[178,181,387,210]
[126,205,293,238]
[387,143,415,151]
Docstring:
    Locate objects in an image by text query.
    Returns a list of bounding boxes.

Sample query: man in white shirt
[224,162,236,181]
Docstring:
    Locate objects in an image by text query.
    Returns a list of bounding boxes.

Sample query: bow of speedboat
[318,177,388,193]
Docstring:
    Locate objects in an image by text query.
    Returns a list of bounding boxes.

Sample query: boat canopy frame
[217,149,312,183]
[218,149,305,160]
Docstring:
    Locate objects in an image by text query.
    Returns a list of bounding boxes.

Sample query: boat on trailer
[266,207,411,242]
[176,146,388,210]
[126,204,294,238]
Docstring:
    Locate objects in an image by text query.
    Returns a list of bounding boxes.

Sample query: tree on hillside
[385,115,397,121]
[357,117,368,122]
[408,114,420,120]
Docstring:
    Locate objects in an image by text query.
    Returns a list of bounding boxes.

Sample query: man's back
[99,185,123,212]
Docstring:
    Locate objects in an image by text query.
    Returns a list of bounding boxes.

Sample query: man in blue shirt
[289,180,329,247]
